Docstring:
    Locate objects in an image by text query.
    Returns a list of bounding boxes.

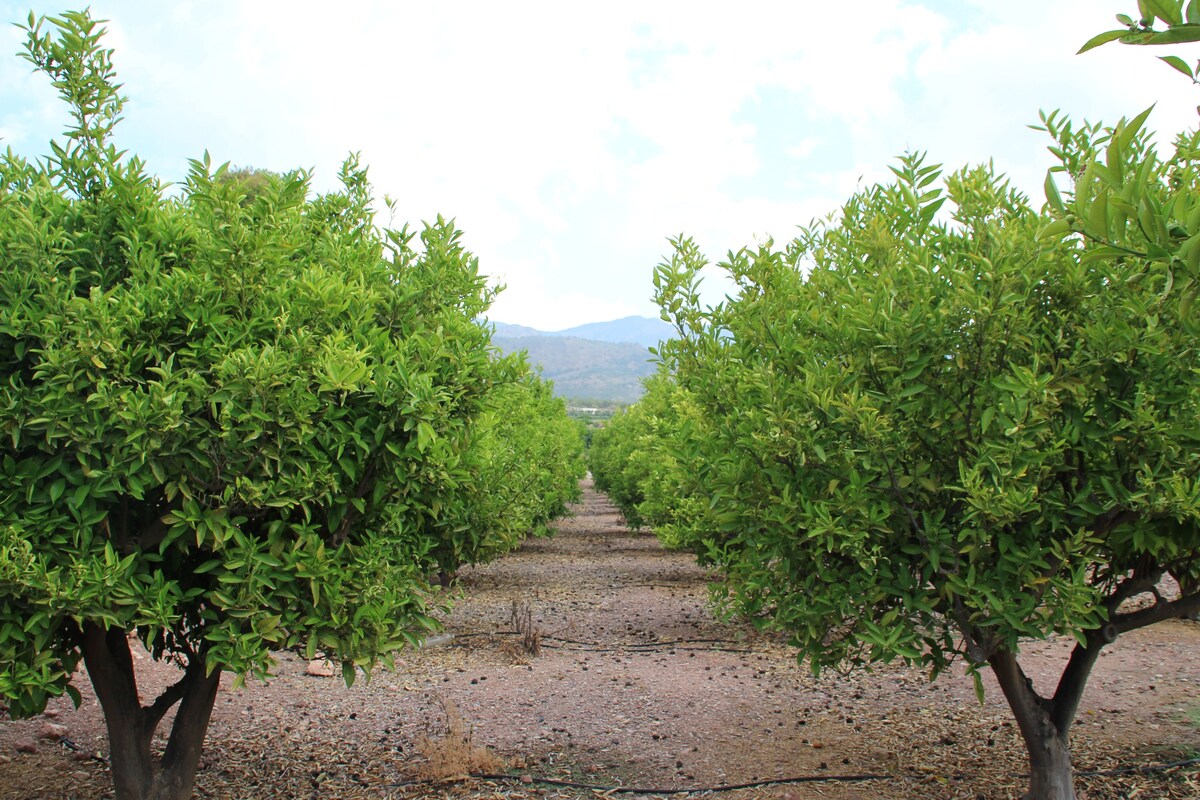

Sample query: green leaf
[1146,24,1200,44]
[1078,29,1128,53]
[71,484,90,509]
[1146,0,1184,25]
[1158,54,1195,78]
[1119,105,1156,150]
[1088,189,1110,235]
[1044,172,1065,212]
[972,671,986,704]
[416,421,435,453]
[1147,0,1185,24]
[1037,218,1073,241]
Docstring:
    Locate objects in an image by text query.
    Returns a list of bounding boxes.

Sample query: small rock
[14,739,37,754]
[38,722,69,740]
[42,708,59,719]
[306,659,335,678]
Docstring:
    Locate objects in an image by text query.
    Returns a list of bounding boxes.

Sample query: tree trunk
[1025,734,1076,800]
[80,623,220,800]
[988,641,1103,800]
[149,659,220,800]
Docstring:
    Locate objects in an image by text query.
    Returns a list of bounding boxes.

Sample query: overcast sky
[2,2,1197,330]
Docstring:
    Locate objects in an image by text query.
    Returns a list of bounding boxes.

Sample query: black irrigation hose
[539,642,755,654]
[62,733,1200,793]
[470,771,901,793]
[60,737,109,764]
[384,757,1200,795]
[451,631,755,652]
[542,635,740,648]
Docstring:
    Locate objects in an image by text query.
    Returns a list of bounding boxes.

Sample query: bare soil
[1,479,1198,799]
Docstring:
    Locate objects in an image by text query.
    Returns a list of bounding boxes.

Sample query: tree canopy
[0,10,582,799]
[595,98,1200,800]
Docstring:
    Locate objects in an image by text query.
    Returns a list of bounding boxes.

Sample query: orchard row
[590,7,1200,799]
[0,11,583,799]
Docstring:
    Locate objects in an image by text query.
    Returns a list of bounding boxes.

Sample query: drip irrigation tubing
[473,771,904,793]
[60,734,1200,793]
[382,757,1200,795]
[539,642,755,654]
[450,631,757,652]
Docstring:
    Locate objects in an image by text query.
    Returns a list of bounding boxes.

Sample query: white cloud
[786,137,821,159]
[489,283,650,333]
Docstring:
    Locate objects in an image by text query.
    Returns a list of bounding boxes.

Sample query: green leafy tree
[589,373,707,548]
[439,366,586,574]
[214,165,283,207]
[0,11,564,799]
[590,400,651,527]
[647,136,1199,799]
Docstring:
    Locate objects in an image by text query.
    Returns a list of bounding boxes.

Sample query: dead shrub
[510,599,541,657]
[415,696,507,782]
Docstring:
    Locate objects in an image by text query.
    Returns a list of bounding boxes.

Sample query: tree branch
[1111,592,1200,634]
[1050,631,1109,733]
[140,670,190,733]
[1103,567,1164,617]
[949,600,994,664]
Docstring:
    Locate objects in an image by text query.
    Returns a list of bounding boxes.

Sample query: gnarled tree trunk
[80,623,221,800]
[986,577,1200,799]
[988,636,1105,800]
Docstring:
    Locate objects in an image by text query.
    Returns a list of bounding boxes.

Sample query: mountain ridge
[488,316,669,404]
[491,315,673,349]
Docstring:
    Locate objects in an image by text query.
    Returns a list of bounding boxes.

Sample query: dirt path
[2,479,1198,799]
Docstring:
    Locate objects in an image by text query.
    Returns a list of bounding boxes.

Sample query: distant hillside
[491,315,674,349]
[490,321,543,338]
[555,316,674,348]
[492,335,656,404]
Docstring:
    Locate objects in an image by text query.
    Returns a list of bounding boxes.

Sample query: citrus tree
[589,373,708,548]
[439,367,586,574]
[590,392,654,527]
[647,130,1200,799]
[0,11,577,799]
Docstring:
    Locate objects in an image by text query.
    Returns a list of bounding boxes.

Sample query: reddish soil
[1,479,1197,799]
